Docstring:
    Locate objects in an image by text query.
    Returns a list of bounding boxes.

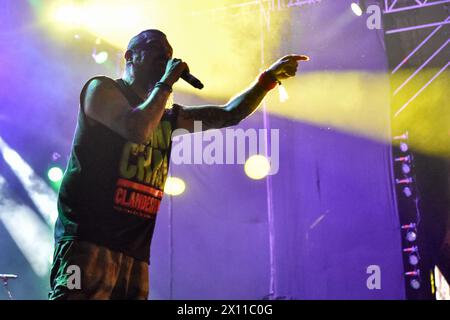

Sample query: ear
[124,50,133,62]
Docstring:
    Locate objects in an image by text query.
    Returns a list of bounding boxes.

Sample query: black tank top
[54,76,179,262]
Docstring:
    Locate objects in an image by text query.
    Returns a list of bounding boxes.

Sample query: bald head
[123,29,173,92]
[127,29,168,51]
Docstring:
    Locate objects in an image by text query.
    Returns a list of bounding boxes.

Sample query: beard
[148,59,167,80]
[134,64,165,90]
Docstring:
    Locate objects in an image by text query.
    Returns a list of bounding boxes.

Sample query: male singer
[49,29,309,299]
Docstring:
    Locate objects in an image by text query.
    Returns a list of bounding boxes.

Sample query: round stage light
[164,176,186,196]
[351,3,363,16]
[400,142,409,152]
[245,155,271,180]
[406,230,417,242]
[410,278,421,290]
[402,163,411,174]
[93,51,108,64]
[403,187,412,197]
[409,254,419,266]
[48,167,63,183]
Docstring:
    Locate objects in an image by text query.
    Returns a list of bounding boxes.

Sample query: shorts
[48,240,149,300]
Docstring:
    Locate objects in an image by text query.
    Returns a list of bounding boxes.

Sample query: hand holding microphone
[180,69,203,89]
[161,58,204,89]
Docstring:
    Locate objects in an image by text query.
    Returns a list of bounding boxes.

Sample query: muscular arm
[84,77,171,144]
[176,81,268,132]
[84,58,187,144]
[175,54,309,132]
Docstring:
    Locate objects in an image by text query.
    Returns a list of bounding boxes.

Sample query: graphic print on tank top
[113,120,173,219]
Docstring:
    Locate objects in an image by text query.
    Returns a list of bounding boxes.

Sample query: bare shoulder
[82,77,132,131]
[84,77,125,104]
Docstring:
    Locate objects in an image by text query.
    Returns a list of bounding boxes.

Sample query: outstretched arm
[175,54,309,132]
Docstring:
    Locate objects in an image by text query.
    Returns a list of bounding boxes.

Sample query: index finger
[295,54,310,61]
[284,54,310,61]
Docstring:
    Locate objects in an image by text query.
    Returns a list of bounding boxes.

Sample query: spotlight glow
[51,3,83,28]
[164,176,186,196]
[351,3,363,16]
[48,167,63,183]
[245,155,271,180]
[42,0,288,100]
[48,1,141,35]
[41,2,449,159]
[0,175,53,277]
[93,51,108,64]
[0,136,58,225]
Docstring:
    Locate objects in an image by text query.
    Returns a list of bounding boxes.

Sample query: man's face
[132,35,173,83]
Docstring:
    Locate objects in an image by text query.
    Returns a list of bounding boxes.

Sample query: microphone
[0,274,18,280]
[181,70,204,89]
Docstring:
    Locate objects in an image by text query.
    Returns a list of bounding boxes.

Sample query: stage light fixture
[396,177,413,185]
[410,278,421,290]
[406,230,417,242]
[402,187,412,197]
[393,131,408,140]
[401,223,417,230]
[395,155,411,163]
[405,270,420,277]
[400,142,409,152]
[408,253,419,266]
[403,246,418,253]
[401,163,411,174]
[351,2,363,16]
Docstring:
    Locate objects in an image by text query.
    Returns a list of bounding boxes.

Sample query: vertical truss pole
[259,0,277,300]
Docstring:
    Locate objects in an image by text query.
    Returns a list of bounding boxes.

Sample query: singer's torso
[55,76,179,263]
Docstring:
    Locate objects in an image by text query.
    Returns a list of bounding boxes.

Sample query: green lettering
[136,146,153,182]
[161,121,172,149]
[152,126,166,149]
[119,142,138,179]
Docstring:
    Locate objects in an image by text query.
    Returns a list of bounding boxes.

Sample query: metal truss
[382,0,449,117]
[384,0,450,34]
[384,0,450,14]
[189,0,321,16]
[285,0,322,8]
[387,2,449,297]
